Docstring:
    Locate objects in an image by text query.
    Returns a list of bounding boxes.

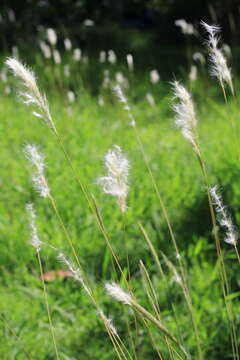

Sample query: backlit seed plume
[105,283,132,305]
[46,28,57,46]
[146,93,156,107]
[126,54,134,71]
[175,19,195,35]
[193,52,205,65]
[5,57,56,132]
[64,38,72,51]
[25,144,50,198]
[201,21,233,94]
[113,85,136,127]
[98,310,118,336]
[99,50,106,63]
[26,203,42,252]
[189,65,197,82]
[53,49,61,64]
[108,49,117,64]
[150,69,160,84]
[172,81,198,151]
[39,41,51,59]
[73,48,82,61]
[210,186,237,246]
[98,145,129,213]
[58,252,91,296]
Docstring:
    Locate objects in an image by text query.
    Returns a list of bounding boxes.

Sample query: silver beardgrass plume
[98,145,129,213]
[58,252,91,296]
[64,38,72,51]
[5,57,56,133]
[189,65,198,82]
[46,28,57,46]
[26,203,42,252]
[172,81,198,152]
[201,21,234,94]
[113,84,136,127]
[25,144,50,198]
[150,69,160,84]
[53,49,61,64]
[210,186,237,246]
[126,54,134,71]
[175,19,195,35]
[73,48,82,61]
[193,52,206,65]
[39,41,51,59]
[105,282,132,305]
[98,310,118,336]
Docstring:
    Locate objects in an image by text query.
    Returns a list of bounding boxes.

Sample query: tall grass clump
[2,18,240,360]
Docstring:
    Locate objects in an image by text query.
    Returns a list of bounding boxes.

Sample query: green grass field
[1,41,240,360]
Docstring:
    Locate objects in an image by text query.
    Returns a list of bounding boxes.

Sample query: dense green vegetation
[1,34,240,360]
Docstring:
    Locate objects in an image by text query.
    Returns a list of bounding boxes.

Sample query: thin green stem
[36,251,60,360]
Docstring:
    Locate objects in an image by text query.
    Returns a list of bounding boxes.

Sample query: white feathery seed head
[26,203,42,252]
[64,38,72,51]
[175,19,195,35]
[126,54,134,71]
[201,21,233,94]
[46,28,57,46]
[25,144,50,198]
[113,85,136,127]
[99,50,106,63]
[5,57,56,132]
[146,93,156,107]
[98,310,118,336]
[193,52,206,65]
[115,72,129,89]
[98,145,129,213]
[150,69,160,84]
[172,81,198,151]
[73,48,82,61]
[58,252,91,296]
[39,41,51,59]
[189,65,198,82]
[210,186,237,246]
[53,49,61,64]
[105,282,132,305]
[108,50,117,64]
[67,90,75,103]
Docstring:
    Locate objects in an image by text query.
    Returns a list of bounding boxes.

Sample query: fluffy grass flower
[46,28,57,46]
[210,186,237,246]
[25,144,50,198]
[172,81,198,151]
[113,85,135,127]
[26,203,42,252]
[105,283,132,305]
[5,57,56,132]
[58,252,91,296]
[175,19,195,35]
[98,310,118,336]
[201,21,233,94]
[98,146,129,213]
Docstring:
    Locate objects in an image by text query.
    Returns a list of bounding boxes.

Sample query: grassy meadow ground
[1,33,240,359]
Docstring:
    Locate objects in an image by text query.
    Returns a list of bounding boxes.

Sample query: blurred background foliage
[0,0,240,52]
